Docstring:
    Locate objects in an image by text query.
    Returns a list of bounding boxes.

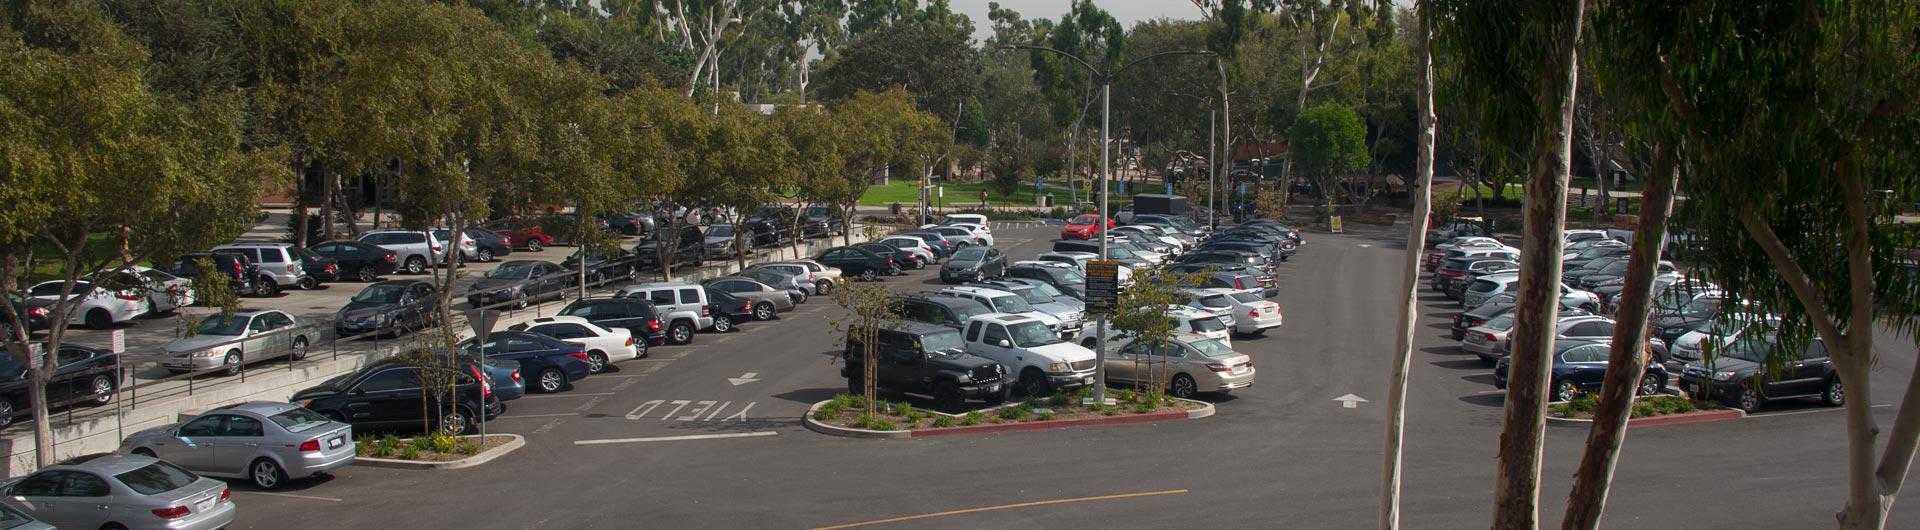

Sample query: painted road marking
[239,491,344,502]
[522,392,617,399]
[810,489,1189,530]
[497,412,581,419]
[573,431,778,446]
[1333,394,1368,409]
[729,372,761,386]
[625,399,757,421]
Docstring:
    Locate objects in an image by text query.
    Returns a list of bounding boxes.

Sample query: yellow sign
[1329,215,1344,233]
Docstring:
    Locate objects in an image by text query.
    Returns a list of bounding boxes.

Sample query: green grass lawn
[25,231,132,282]
[860,177,1143,208]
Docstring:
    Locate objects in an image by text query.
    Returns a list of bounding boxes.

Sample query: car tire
[754,303,775,321]
[1822,376,1846,406]
[1552,379,1576,403]
[526,239,543,252]
[256,278,280,297]
[1018,369,1051,397]
[887,264,902,276]
[299,276,320,290]
[1169,374,1199,399]
[711,315,733,333]
[1637,373,1662,397]
[477,248,494,262]
[514,294,529,310]
[0,399,15,428]
[537,368,567,393]
[85,308,114,330]
[585,351,608,374]
[861,269,877,282]
[404,256,426,275]
[1738,383,1764,413]
[250,458,287,490]
[815,281,833,296]
[933,382,964,413]
[222,350,243,377]
[89,375,114,405]
[357,265,378,282]
[793,291,808,305]
[441,407,475,435]
[290,337,309,361]
[669,320,694,345]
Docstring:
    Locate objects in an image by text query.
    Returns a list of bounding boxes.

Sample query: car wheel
[0,400,15,427]
[404,256,426,274]
[357,265,379,282]
[526,239,543,252]
[477,248,494,262]
[1822,376,1846,406]
[441,407,475,435]
[250,458,287,490]
[290,336,309,361]
[131,448,155,458]
[913,259,926,270]
[793,291,808,305]
[1637,373,1661,397]
[223,350,243,377]
[754,303,775,321]
[712,315,733,333]
[300,276,321,290]
[256,278,280,296]
[89,375,114,405]
[861,269,877,282]
[537,368,566,393]
[888,264,902,276]
[816,281,833,295]
[514,294,529,310]
[1018,369,1051,397]
[669,320,694,345]
[933,382,964,413]
[1552,379,1576,403]
[1738,384,1764,412]
[1581,303,1598,313]
[1169,374,1199,399]
[586,351,609,374]
[85,308,114,330]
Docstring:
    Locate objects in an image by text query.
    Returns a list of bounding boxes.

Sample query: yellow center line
[809,489,1189,530]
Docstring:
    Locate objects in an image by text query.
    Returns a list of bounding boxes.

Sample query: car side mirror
[996,339,1011,348]
[352,388,367,396]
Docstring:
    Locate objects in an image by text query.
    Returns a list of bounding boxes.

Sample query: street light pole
[1216,57,1231,227]
[1208,108,1217,230]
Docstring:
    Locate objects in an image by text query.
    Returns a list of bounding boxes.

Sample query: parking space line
[572,431,778,445]
[238,491,344,502]
[595,374,651,377]
[810,488,1188,530]
[497,412,581,419]
[521,392,617,399]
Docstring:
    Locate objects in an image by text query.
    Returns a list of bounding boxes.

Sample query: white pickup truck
[961,314,1098,397]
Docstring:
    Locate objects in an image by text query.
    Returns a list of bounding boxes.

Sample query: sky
[949,0,1207,44]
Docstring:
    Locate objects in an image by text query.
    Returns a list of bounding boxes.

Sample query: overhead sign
[1085,260,1121,315]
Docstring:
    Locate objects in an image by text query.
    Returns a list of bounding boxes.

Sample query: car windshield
[487,263,536,279]
[1026,282,1064,298]
[991,295,1033,313]
[1164,217,1196,229]
[115,461,201,496]
[1008,322,1060,346]
[1229,291,1264,304]
[269,407,334,434]
[919,331,965,354]
[948,303,990,321]
[0,505,34,528]
[1719,339,1771,363]
[953,248,987,261]
[706,225,734,237]
[353,284,407,303]
[1108,247,1138,259]
[1469,280,1504,293]
[741,271,781,285]
[1071,215,1100,225]
[193,314,249,336]
[28,282,90,297]
[1599,262,1629,274]
[1187,338,1237,358]
[1488,293,1518,304]
[1009,287,1051,304]
[1578,247,1617,259]
[1485,314,1516,331]
[1198,295,1232,308]
[1188,317,1227,333]
[1058,270,1086,284]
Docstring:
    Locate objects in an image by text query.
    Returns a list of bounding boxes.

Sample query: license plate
[1082,376,1094,385]
[1232,366,1248,374]
[196,497,214,511]
[985,383,1000,393]
[328,437,344,449]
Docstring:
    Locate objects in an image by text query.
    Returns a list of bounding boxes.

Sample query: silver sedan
[121,402,354,489]
[0,453,235,530]
[162,309,313,376]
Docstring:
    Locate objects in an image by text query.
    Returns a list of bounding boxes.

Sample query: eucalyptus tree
[828,89,949,245]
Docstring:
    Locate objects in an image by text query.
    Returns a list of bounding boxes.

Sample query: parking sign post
[1085,260,1121,406]
[111,330,125,442]
[467,309,501,435]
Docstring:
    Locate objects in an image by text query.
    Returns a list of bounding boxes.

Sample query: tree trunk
[319,165,336,242]
[1379,5,1436,527]
[1560,143,1676,530]
[1492,1,1585,528]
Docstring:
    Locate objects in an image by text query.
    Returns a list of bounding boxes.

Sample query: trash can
[1044,194,1055,207]
[889,202,901,215]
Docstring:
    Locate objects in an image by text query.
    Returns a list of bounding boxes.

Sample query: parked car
[944,223,996,246]
[0,344,118,427]
[0,294,52,339]
[1461,272,1601,311]
[733,267,810,304]
[856,242,921,271]
[1441,259,1523,299]
[1006,262,1088,300]
[456,332,592,393]
[0,453,235,530]
[1049,240,1152,270]
[747,262,828,296]
[616,283,712,344]
[456,227,513,262]
[1132,213,1206,237]
[0,504,50,530]
[1650,291,1732,343]
[774,259,846,295]
[1113,225,1188,252]
[1669,313,1780,364]
[1494,339,1670,402]
[1081,305,1232,348]
[509,316,641,373]
[1426,219,1490,246]
[960,314,1097,396]
[802,205,846,238]
[1433,257,1517,296]
[291,358,502,434]
[1678,336,1841,412]
[929,225,988,248]
[703,290,756,333]
[306,239,399,282]
[938,286,1067,337]
[336,280,439,338]
[703,277,796,320]
[634,225,706,270]
[939,246,1008,284]
[1108,334,1256,398]
[876,235,940,266]
[843,323,1008,412]
[357,230,455,274]
[937,213,990,228]
[467,260,569,310]
[212,242,316,292]
[25,280,149,329]
[561,248,637,286]
[1462,310,1603,363]
[962,280,1084,336]
[600,211,654,236]
[558,298,668,345]
[894,231,954,258]
[120,402,353,489]
[703,224,751,257]
[814,246,896,282]
[1061,214,1112,240]
[166,252,275,297]
[1182,288,1283,336]
[423,228,482,263]
[162,310,311,376]
[88,265,196,314]
[1575,260,1680,289]
[485,219,558,251]
[894,295,994,331]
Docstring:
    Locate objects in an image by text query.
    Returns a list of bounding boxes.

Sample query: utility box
[1131,194,1189,216]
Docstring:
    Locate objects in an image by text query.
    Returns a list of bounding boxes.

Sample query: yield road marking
[729,372,761,386]
[573,431,777,446]
[810,489,1189,530]
[238,491,343,502]
[1334,394,1369,409]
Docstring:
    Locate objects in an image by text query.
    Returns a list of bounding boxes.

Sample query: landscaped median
[351,433,524,470]
[804,390,1214,439]
[1545,394,1744,427]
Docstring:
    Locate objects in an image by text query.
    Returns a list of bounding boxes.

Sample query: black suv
[557,298,667,346]
[1678,336,1842,413]
[843,323,1008,412]
[801,205,845,239]
[814,246,894,281]
[894,294,992,330]
[635,225,706,270]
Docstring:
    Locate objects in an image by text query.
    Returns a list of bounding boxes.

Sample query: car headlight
[194,350,221,358]
[954,373,971,383]
[1712,371,1738,381]
[1047,362,1071,372]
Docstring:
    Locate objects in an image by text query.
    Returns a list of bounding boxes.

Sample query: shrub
[409,436,434,452]
[1103,407,1120,416]
[1074,386,1094,399]
[1046,394,1072,407]
[400,446,421,460]
[456,441,481,456]
[1037,411,1057,421]
[1020,396,1042,410]
[813,408,837,421]
[932,415,956,428]
[429,433,458,454]
[961,411,983,426]
[355,437,373,456]
[998,406,1026,421]
[896,403,917,419]
[1133,401,1156,414]
[854,413,880,429]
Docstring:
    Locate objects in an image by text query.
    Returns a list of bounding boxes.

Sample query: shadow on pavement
[771,387,841,406]
[1430,359,1486,371]
[1458,392,1505,408]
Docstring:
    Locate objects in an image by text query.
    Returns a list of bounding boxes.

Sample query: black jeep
[843,322,1009,412]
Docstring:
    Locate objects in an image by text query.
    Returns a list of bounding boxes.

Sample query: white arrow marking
[728,372,761,386]
[1334,394,1369,409]
[1358,244,1372,248]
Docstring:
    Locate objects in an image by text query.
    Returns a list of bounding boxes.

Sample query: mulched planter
[805,396,1215,439]
[352,434,524,470]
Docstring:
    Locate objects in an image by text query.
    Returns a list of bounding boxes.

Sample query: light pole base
[1083,398,1118,407]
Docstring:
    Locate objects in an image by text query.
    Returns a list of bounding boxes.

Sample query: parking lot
[178,222,1920,529]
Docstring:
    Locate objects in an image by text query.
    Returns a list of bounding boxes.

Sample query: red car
[1060,214,1112,240]
[488,220,557,251]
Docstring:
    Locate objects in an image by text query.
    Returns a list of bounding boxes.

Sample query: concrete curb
[351,434,525,470]
[1545,408,1744,427]
[802,398,1215,440]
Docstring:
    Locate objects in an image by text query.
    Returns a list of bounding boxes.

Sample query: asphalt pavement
[215,223,1920,529]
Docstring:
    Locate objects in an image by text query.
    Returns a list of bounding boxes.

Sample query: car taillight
[298,439,322,452]
[625,336,634,347]
[153,506,191,519]
[220,487,230,502]
[470,365,491,398]
[325,264,338,273]
[1485,332,1499,342]
[384,254,396,262]
[648,320,662,332]
[27,307,47,317]
[886,258,894,266]
[511,369,522,383]
[1234,278,1247,289]
[1205,363,1232,373]
[286,264,297,273]
[117,292,141,301]
[742,302,752,312]
[701,305,710,317]
[232,261,244,275]
[569,350,588,362]
[1247,308,1260,317]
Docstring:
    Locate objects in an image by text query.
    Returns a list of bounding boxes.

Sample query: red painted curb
[910,410,1188,438]
[1627,408,1744,427]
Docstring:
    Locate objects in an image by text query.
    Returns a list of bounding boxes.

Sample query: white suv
[617,282,712,344]
[358,230,459,275]
[935,286,1065,336]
